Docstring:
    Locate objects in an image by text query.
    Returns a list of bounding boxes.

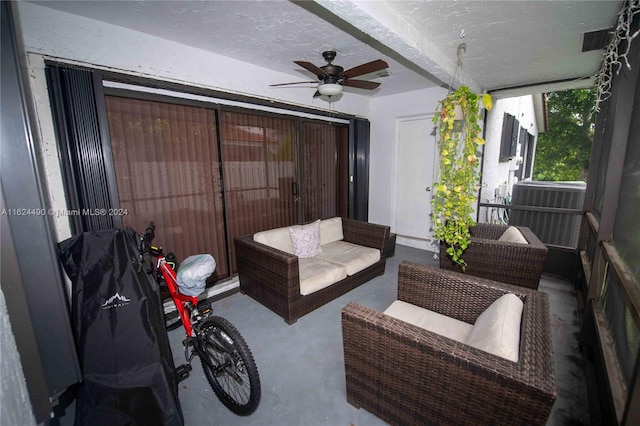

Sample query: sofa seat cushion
[384,300,473,343]
[298,257,348,296]
[316,241,381,276]
[467,293,524,362]
[254,227,294,254]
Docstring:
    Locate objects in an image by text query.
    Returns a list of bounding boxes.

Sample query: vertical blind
[300,121,348,222]
[46,67,120,232]
[106,97,352,278]
[220,111,297,270]
[106,96,229,280]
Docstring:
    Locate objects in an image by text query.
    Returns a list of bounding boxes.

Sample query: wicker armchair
[439,223,548,289]
[342,261,556,426]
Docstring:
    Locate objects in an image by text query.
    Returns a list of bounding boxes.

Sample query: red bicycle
[139,222,261,416]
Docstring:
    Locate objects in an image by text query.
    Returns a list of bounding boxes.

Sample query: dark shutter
[349,118,370,221]
[46,66,120,233]
[514,127,528,180]
[1,3,81,421]
[499,113,519,161]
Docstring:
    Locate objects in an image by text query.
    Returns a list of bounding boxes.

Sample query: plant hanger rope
[431,37,490,270]
[447,30,467,94]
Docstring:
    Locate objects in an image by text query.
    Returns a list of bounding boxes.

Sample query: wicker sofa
[342,261,556,426]
[234,217,395,324]
[440,223,548,289]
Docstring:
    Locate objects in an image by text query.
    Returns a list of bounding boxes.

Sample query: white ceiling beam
[489,77,596,100]
[313,0,483,94]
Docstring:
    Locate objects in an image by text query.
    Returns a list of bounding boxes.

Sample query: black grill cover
[59,228,183,426]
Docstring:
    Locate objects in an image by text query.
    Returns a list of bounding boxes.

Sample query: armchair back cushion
[497,226,529,244]
[467,293,524,362]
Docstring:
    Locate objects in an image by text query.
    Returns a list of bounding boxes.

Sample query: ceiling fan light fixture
[317,83,342,96]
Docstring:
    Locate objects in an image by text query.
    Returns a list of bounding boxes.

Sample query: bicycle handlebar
[144,221,155,244]
[139,221,157,273]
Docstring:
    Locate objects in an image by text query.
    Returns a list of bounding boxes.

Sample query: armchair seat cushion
[298,257,347,296]
[316,241,380,276]
[384,300,473,343]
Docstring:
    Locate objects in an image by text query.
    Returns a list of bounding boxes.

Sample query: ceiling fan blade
[342,79,381,90]
[294,61,329,77]
[270,81,317,87]
[313,90,322,98]
[342,59,389,78]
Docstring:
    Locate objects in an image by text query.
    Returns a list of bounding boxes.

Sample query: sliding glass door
[299,121,348,222]
[106,96,229,280]
[220,111,297,270]
[104,95,349,279]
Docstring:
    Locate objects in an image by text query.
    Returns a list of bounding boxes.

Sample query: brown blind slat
[300,121,348,222]
[221,111,297,271]
[106,96,229,281]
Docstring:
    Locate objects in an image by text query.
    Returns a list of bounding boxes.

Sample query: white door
[395,116,436,242]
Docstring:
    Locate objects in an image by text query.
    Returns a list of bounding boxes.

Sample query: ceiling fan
[270,51,389,98]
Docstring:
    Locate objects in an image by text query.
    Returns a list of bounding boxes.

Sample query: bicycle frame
[155,255,198,337]
[139,222,261,415]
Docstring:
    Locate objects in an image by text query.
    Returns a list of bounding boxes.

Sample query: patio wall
[14,1,370,240]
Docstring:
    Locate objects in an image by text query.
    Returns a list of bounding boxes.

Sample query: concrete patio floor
[169,244,590,425]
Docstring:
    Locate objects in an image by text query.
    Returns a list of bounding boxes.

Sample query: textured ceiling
[383,0,621,91]
[29,0,622,97]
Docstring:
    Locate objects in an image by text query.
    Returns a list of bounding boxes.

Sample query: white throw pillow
[466,293,524,362]
[498,226,529,244]
[289,220,322,258]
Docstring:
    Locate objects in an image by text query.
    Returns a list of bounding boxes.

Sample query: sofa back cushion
[320,217,343,245]
[467,293,524,362]
[254,227,294,254]
[498,226,529,244]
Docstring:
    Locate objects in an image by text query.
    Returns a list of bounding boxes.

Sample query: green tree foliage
[533,88,597,181]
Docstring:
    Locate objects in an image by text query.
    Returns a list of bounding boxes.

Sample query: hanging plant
[432,85,492,270]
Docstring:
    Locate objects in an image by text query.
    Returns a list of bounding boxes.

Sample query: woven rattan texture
[439,223,548,289]
[234,218,393,324]
[342,261,556,425]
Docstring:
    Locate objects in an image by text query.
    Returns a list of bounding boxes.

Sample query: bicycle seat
[176,254,216,297]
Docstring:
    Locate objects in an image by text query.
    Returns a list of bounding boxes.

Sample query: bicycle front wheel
[196,316,261,416]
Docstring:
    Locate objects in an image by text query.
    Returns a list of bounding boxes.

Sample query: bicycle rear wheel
[196,316,261,415]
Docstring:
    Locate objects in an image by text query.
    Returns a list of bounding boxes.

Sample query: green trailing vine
[432,86,492,270]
